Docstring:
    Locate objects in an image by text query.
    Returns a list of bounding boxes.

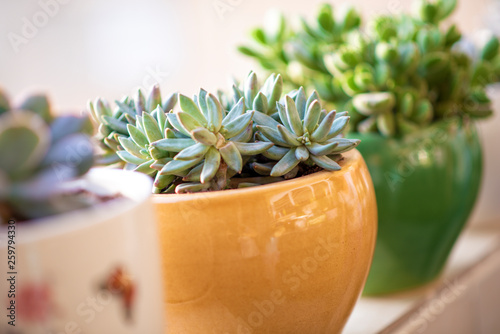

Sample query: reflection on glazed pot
[154,149,377,334]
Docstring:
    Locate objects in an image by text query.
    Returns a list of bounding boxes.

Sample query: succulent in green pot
[241,0,500,295]
[92,73,378,334]
[0,88,97,223]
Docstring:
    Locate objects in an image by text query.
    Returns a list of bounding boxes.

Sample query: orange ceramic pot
[153,149,377,334]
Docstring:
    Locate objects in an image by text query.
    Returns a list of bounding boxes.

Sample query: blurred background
[1,0,499,225]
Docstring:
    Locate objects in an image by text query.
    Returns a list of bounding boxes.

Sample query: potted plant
[0,89,165,333]
[90,72,377,333]
[239,0,500,295]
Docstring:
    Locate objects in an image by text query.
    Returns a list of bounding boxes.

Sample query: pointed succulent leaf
[327,138,361,154]
[201,147,221,183]
[183,163,204,182]
[244,72,259,109]
[160,157,203,175]
[308,142,340,156]
[177,111,203,133]
[151,138,195,152]
[285,96,304,136]
[142,112,163,143]
[101,116,128,135]
[311,110,336,142]
[118,137,148,159]
[162,93,178,113]
[294,87,307,119]
[219,141,243,172]
[135,159,156,175]
[191,128,217,146]
[277,125,301,146]
[295,145,310,161]
[175,182,211,194]
[207,93,223,132]
[251,110,281,128]
[146,85,162,112]
[135,90,146,115]
[166,113,190,136]
[310,155,341,171]
[230,123,253,143]
[270,148,300,177]
[223,97,245,126]
[175,143,210,161]
[253,92,269,114]
[197,89,209,116]
[117,150,147,165]
[127,124,149,148]
[256,125,292,147]
[154,173,176,190]
[233,141,274,155]
[304,100,322,134]
[179,94,207,126]
[262,145,288,160]
[222,111,254,139]
[327,116,350,139]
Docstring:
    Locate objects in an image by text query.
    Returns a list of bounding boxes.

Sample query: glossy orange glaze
[153,149,377,334]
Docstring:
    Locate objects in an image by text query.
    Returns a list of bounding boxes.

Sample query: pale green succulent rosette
[150,92,273,194]
[88,85,177,166]
[251,88,359,177]
[95,73,360,194]
[239,0,500,137]
[0,89,95,223]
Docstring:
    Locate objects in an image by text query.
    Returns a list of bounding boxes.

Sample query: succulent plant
[0,88,95,223]
[239,0,500,137]
[251,88,359,177]
[88,85,177,166]
[95,73,360,194]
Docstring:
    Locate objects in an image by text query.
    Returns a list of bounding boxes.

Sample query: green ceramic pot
[350,119,483,295]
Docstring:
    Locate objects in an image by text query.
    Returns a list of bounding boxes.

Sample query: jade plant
[90,73,360,194]
[0,89,96,224]
[239,0,500,137]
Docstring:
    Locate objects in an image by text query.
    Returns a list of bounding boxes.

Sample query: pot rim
[0,168,152,243]
[152,149,363,204]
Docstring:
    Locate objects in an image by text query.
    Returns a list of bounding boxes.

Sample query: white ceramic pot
[0,168,164,334]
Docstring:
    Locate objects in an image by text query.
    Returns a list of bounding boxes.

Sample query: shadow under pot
[351,119,483,295]
[153,149,378,334]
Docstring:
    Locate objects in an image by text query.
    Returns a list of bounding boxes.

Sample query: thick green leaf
[311,110,336,142]
[151,138,195,152]
[270,148,300,176]
[191,128,218,146]
[142,112,163,143]
[207,93,223,132]
[219,141,243,172]
[179,94,207,126]
[310,155,341,171]
[175,143,210,161]
[160,157,203,175]
[233,141,274,155]
[127,124,149,147]
[224,97,246,125]
[304,100,322,134]
[327,116,350,139]
[222,112,254,139]
[201,147,221,183]
[117,150,146,165]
